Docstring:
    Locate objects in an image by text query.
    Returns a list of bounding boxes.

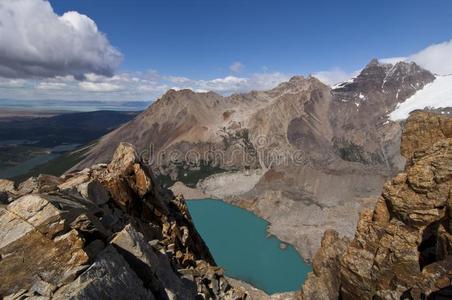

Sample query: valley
[0,109,139,181]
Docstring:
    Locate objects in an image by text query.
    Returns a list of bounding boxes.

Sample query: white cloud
[166,72,290,95]
[245,72,290,91]
[315,38,452,86]
[0,0,122,79]
[229,61,244,73]
[313,68,359,86]
[379,57,407,65]
[36,82,66,90]
[0,78,26,88]
[79,82,122,92]
[1,70,291,101]
[165,76,192,84]
[409,40,452,75]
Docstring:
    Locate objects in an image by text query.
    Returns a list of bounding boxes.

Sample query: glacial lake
[187,199,311,294]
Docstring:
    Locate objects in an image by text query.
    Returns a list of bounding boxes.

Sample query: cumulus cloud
[229,61,244,73]
[378,41,452,75]
[409,40,452,75]
[36,82,67,90]
[315,39,452,86]
[0,0,122,79]
[0,70,292,101]
[79,82,122,92]
[165,72,290,94]
[313,68,360,86]
[0,78,26,88]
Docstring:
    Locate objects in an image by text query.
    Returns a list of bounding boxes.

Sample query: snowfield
[389,75,452,121]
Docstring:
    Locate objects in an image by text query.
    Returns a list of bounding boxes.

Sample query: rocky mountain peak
[288,75,306,83]
[271,75,327,96]
[366,58,381,67]
[334,59,434,95]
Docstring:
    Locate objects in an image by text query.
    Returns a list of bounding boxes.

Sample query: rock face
[0,143,246,299]
[71,60,437,260]
[301,112,452,299]
[401,111,452,161]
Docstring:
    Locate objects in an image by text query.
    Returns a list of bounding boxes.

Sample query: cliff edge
[301,111,452,299]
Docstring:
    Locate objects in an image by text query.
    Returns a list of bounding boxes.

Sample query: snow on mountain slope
[390,75,452,120]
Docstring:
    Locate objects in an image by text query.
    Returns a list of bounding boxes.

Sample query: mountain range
[0,58,451,299]
[72,59,449,259]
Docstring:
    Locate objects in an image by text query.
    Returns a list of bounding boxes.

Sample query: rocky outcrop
[401,111,452,162]
[301,111,452,299]
[300,230,350,300]
[0,143,246,299]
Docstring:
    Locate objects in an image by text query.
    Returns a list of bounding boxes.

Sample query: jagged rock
[0,179,15,194]
[0,179,15,204]
[301,112,452,299]
[401,111,452,163]
[77,179,109,205]
[301,230,349,300]
[111,224,197,299]
[53,246,156,300]
[0,143,246,299]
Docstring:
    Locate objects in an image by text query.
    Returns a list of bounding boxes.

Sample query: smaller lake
[0,143,79,179]
[0,152,58,179]
[187,199,311,294]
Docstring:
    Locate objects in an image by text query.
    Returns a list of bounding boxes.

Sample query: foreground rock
[301,112,452,299]
[0,143,246,299]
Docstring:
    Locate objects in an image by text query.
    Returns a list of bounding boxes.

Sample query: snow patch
[389,75,452,121]
[332,78,355,89]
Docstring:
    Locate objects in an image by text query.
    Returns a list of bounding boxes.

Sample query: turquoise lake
[187,199,311,294]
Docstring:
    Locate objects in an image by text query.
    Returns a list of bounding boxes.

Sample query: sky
[0,0,452,102]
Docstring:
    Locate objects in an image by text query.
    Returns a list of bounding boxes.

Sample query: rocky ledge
[0,143,247,299]
[301,111,452,299]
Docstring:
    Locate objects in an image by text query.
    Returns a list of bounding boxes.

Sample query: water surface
[0,152,58,179]
[187,199,311,294]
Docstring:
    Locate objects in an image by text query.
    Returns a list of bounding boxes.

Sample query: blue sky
[0,0,451,101]
[50,0,452,78]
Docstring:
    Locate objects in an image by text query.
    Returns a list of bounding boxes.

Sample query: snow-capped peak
[389,75,452,121]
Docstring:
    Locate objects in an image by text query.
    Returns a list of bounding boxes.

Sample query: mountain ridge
[72,59,438,260]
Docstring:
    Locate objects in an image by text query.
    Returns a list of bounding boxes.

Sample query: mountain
[0,143,248,299]
[301,111,452,299]
[73,60,437,260]
[1,111,449,300]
